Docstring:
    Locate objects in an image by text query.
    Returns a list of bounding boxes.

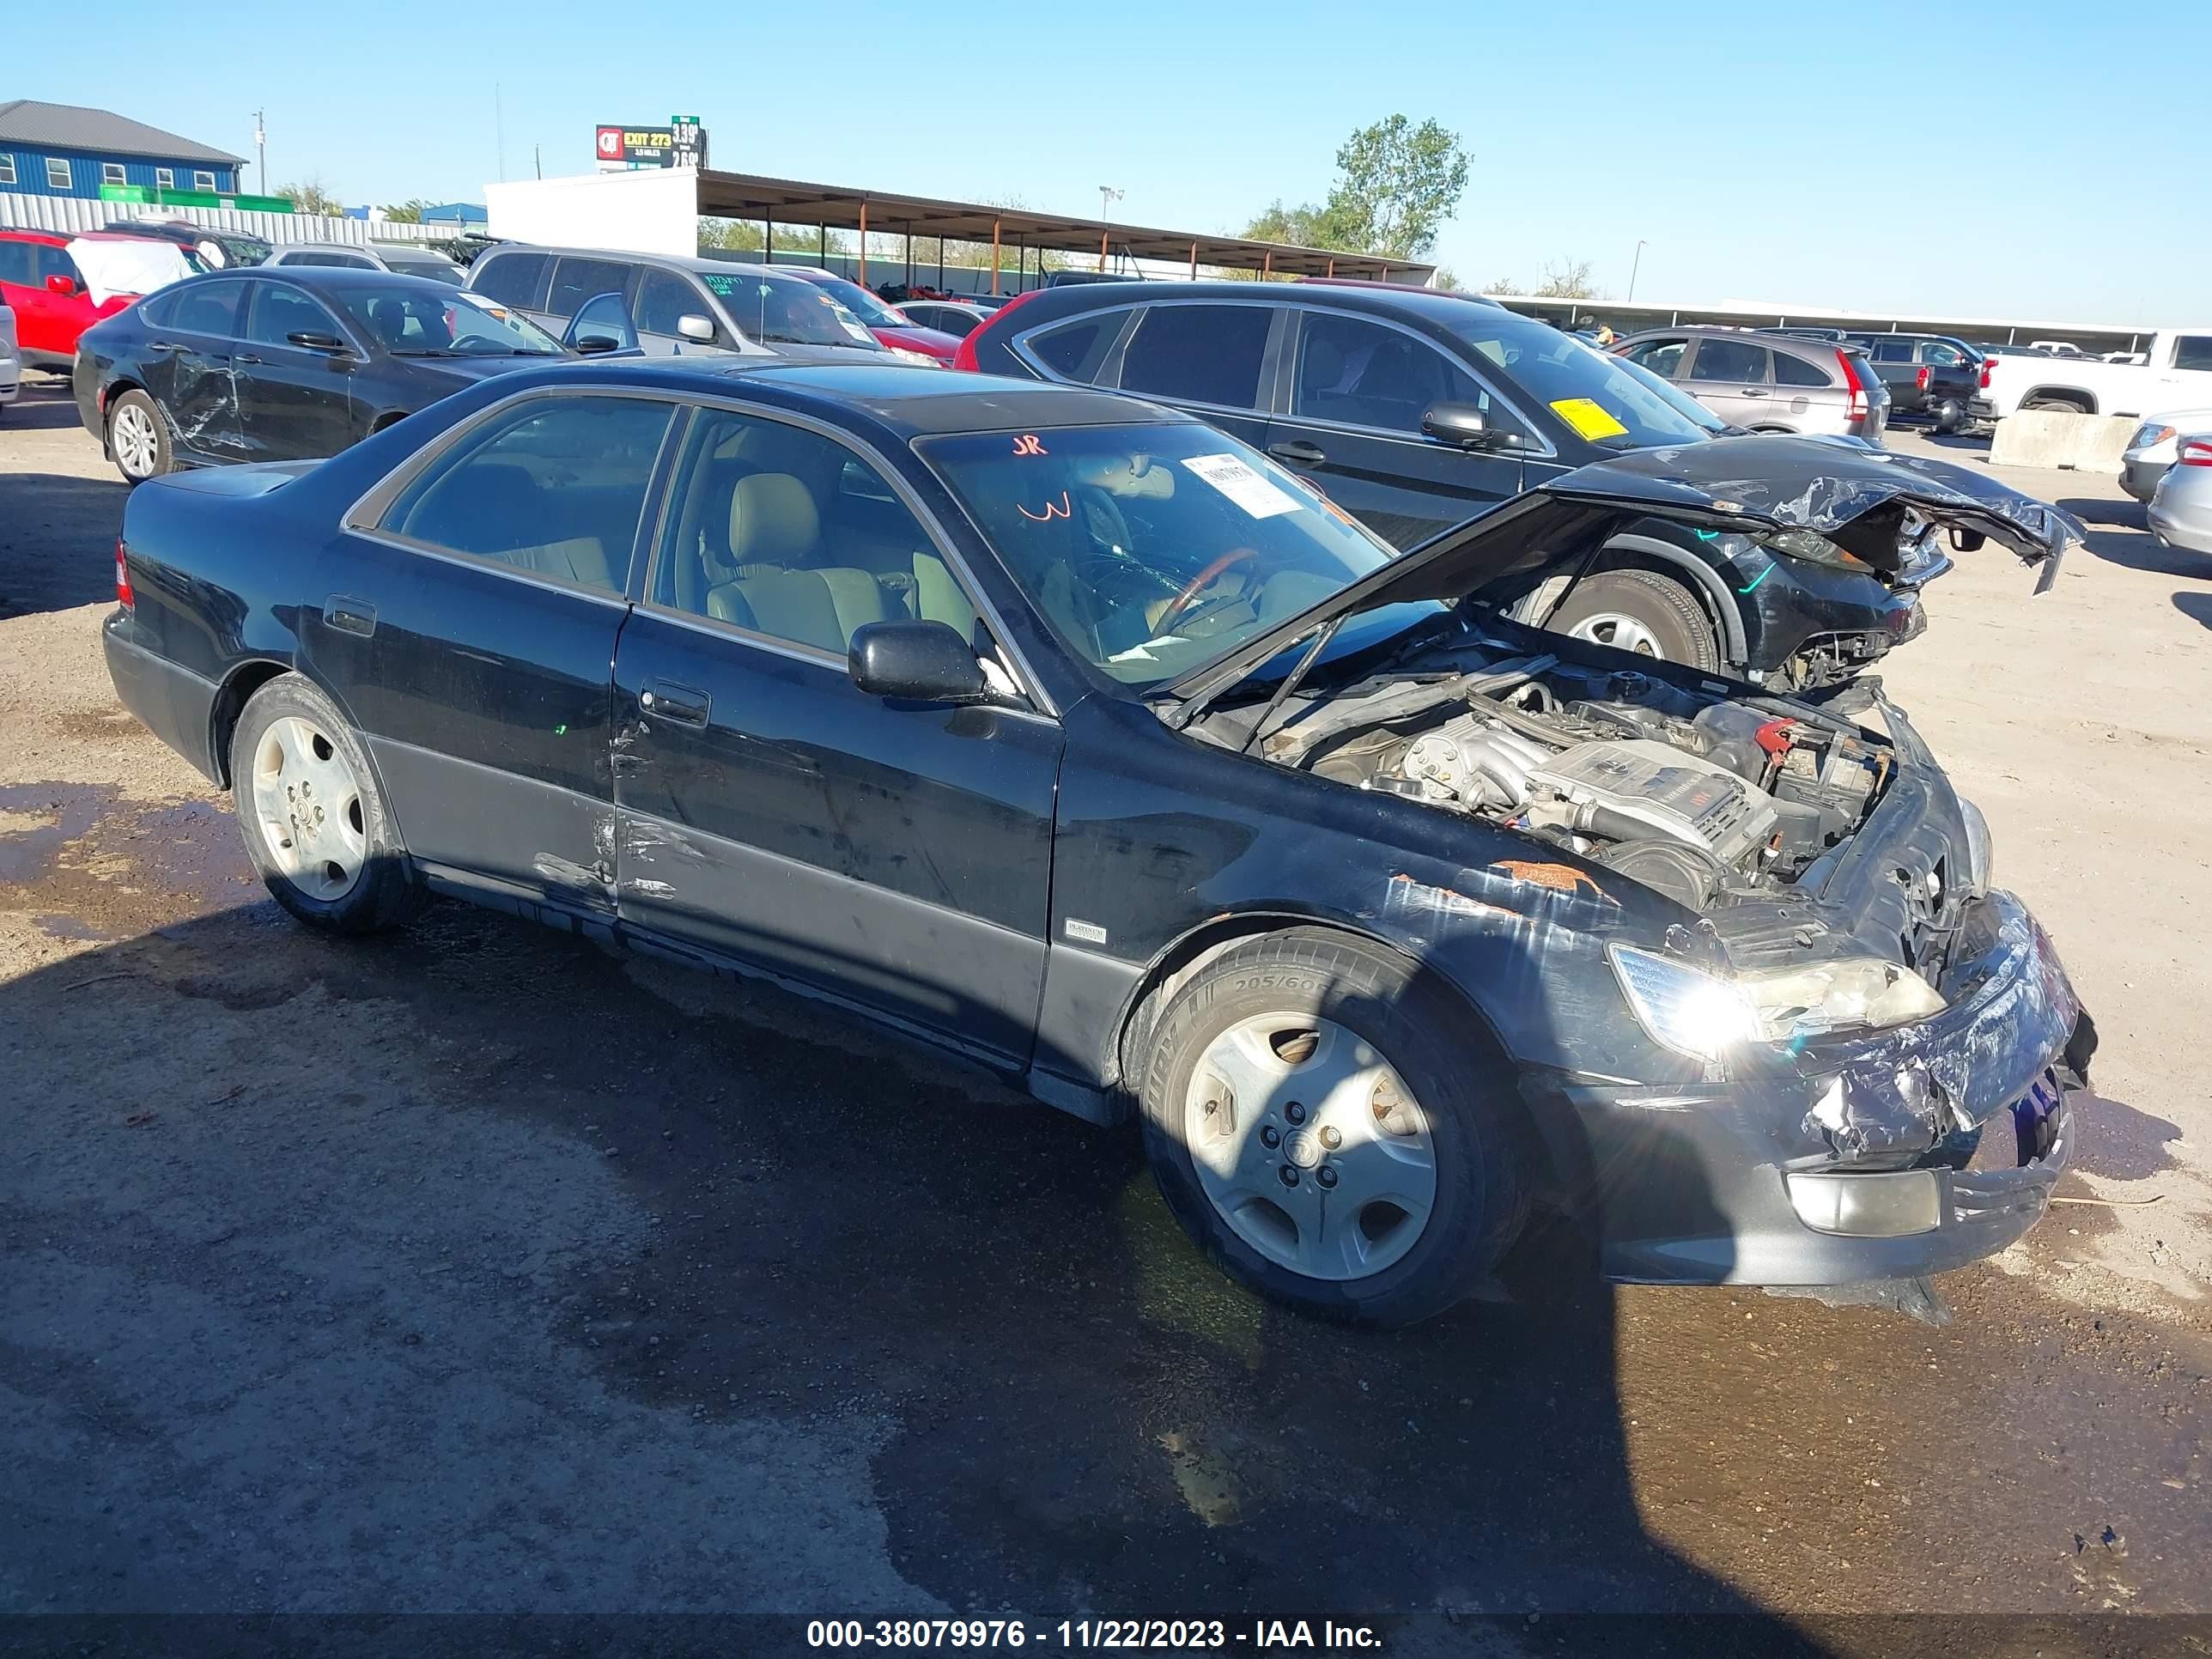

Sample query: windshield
[918,422,1418,687]
[1447,312,1717,448]
[807,274,906,329]
[340,287,564,356]
[702,270,882,349]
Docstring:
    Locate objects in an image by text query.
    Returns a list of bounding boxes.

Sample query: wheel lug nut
[1285,1101,1307,1125]
[1320,1126,1341,1150]
[1279,1166,1299,1188]
[1316,1166,1338,1189]
[1259,1125,1280,1148]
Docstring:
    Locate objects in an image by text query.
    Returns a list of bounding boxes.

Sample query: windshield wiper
[388,348,466,357]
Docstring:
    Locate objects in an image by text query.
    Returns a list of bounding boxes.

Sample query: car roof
[179,264,472,299]
[479,244,789,278]
[459,358,1188,437]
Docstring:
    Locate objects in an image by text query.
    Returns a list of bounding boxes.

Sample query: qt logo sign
[596,127,623,160]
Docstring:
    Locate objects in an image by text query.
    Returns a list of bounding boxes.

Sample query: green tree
[1533,258,1605,300]
[698,218,853,258]
[1481,275,1523,295]
[1321,114,1469,260]
[277,179,342,218]
[1232,115,1470,271]
[380,199,431,224]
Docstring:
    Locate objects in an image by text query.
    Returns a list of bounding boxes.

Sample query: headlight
[1764,527,1874,572]
[2131,422,2175,452]
[1611,945,1945,1060]
[888,347,941,367]
[1956,795,1993,894]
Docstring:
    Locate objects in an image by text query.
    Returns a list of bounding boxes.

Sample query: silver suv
[463,245,890,361]
[1613,326,1889,441]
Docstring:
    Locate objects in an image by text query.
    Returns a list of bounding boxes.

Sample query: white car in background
[1,300,20,416]
[2119,408,2212,501]
[2148,430,2212,556]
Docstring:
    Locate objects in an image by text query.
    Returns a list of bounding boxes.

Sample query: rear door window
[549,256,635,319]
[1688,338,1770,383]
[170,281,244,337]
[1871,338,1914,364]
[380,395,677,594]
[1021,311,1127,382]
[1115,304,1273,409]
[1771,349,1833,387]
[0,240,34,288]
[471,250,548,309]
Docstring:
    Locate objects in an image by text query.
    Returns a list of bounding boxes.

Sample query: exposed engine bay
[1224,654,1890,913]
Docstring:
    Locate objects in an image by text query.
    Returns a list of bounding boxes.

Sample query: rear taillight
[2179,440,2212,467]
[1836,351,1869,422]
[1978,358,1992,390]
[950,288,1043,373]
[114,539,134,611]
[1916,365,1931,392]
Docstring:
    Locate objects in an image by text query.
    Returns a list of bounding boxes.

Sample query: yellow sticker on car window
[1550,398,1630,441]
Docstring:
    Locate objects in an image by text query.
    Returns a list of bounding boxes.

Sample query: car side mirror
[1422,401,1520,451]
[676,313,714,344]
[570,331,626,356]
[287,331,349,354]
[46,274,79,297]
[1950,529,1986,552]
[848,620,988,703]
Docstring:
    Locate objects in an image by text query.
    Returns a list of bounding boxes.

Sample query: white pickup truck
[1984,328,2212,421]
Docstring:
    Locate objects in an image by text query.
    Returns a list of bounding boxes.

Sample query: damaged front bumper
[1536,890,2091,1286]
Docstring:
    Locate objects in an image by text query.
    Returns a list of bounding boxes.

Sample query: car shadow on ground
[2052,496,2212,580]
[1,378,87,431]
[0,471,128,618]
[0,846,1826,1651]
[2172,592,2212,635]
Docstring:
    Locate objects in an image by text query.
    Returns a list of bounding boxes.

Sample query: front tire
[1549,568,1723,672]
[229,673,420,934]
[107,389,172,484]
[1137,931,1529,1327]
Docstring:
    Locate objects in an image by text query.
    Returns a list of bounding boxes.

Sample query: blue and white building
[0,100,244,200]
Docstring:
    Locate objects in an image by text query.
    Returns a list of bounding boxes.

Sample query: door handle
[323,596,376,637]
[234,353,264,366]
[1740,387,1768,397]
[639,679,710,727]
[148,339,183,353]
[1268,441,1328,466]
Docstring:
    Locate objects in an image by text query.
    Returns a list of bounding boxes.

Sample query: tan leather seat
[517,537,614,590]
[724,472,819,574]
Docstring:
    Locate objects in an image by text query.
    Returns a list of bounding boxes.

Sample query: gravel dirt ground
[3,376,2208,1656]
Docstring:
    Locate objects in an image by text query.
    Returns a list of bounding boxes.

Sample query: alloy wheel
[112,403,159,478]
[1565,611,1663,656]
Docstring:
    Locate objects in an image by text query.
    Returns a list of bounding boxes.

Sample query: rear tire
[107,390,172,484]
[1137,931,1530,1328]
[1550,569,1723,672]
[2021,396,2088,415]
[229,673,421,935]
[1934,398,1967,433]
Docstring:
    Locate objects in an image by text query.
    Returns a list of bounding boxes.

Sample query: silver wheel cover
[1566,611,1663,657]
[249,716,368,901]
[1182,1013,1437,1282]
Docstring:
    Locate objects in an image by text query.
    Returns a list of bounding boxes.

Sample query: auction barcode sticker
[1180,453,1302,519]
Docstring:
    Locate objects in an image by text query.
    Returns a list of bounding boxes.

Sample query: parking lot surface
[3,378,2209,1650]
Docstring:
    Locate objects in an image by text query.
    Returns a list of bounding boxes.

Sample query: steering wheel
[1156,547,1259,633]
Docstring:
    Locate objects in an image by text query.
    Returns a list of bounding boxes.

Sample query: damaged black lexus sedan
[100,360,2097,1326]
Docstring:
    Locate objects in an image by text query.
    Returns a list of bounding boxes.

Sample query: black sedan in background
[73,266,576,484]
[955,283,2048,690]
[100,359,2091,1326]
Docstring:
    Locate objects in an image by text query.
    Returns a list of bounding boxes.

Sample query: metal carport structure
[690,169,1433,291]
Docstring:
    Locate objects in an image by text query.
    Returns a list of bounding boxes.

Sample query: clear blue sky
[15,0,2201,323]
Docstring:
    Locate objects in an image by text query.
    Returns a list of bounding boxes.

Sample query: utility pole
[495,82,506,182]
[1097,185,1123,272]
[1628,239,1648,304]
[252,109,266,196]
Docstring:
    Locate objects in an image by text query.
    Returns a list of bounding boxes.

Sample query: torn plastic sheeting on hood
[1540,434,2087,593]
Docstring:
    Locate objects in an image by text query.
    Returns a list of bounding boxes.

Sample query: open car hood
[1167,433,2084,706]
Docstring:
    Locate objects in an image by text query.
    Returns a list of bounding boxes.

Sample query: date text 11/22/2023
[805,1619,1383,1649]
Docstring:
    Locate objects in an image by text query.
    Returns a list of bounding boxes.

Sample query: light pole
[1627,239,1648,304]
[252,109,266,197]
[1097,185,1123,272]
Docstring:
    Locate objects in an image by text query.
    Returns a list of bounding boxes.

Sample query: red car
[780,266,964,364]
[0,229,194,369]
